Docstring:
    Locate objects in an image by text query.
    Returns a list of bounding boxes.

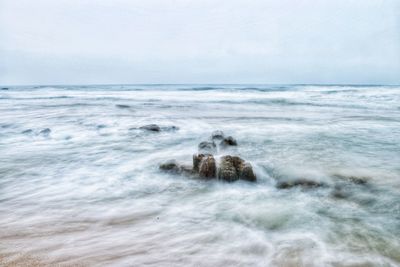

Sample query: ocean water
[0,84,399,266]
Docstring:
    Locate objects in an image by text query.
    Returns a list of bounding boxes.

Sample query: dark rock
[276,178,323,189]
[179,165,195,175]
[162,126,179,131]
[97,124,107,129]
[193,154,217,178]
[22,129,33,134]
[160,160,195,176]
[198,155,216,178]
[159,160,181,173]
[198,141,217,154]
[1,87,9,90]
[217,155,256,182]
[211,130,225,140]
[193,154,203,172]
[140,124,161,132]
[240,162,257,182]
[331,185,350,199]
[333,174,368,185]
[220,136,237,146]
[218,156,238,182]
[39,128,51,136]
[116,104,131,109]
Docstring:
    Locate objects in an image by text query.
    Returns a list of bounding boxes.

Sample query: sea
[0,84,399,266]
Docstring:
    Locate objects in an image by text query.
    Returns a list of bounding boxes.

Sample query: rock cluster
[137,124,179,132]
[159,131,256,182]
[218,156,256,182]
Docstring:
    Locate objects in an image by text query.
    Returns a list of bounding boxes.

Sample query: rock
[276,178,323,189]
[22,129,33,134]
[1,87,9,90]
[116,104,131,109]
[211,130,225,140]
[193,154,203,172]
[333,174,368,185]
[160,160,195,176]
[159,160,180,173]
[140,124,161,132]
[198,141,217,154]
[40,128,51,136]
[331,185,350,199]
[220,136,237,146]
[162,126,179,131]
[198,155,216,178]
[217,155,256,182]
[218,156,239,182]
[193,154,217,178]
[179,165,195,175]
[240,162,257,182]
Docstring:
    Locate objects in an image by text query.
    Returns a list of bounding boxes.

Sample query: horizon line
[1,83,400,87]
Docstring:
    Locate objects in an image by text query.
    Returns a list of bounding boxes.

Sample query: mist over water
[1,85,400,266]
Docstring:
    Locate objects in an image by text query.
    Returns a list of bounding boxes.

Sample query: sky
[0,0,399,85]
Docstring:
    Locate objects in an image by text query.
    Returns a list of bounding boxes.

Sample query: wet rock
[220,136,237,146]
[159,160,181,173]
[198,155,216,178]
[240,162,257,182]
[97,124,107,129]
[160,160,195,175]
[116,104,131,109]
[193,154,203,172]
[162,126,179,131]
[218,156,238,182]
[211,130,225,140]
[276,178,323,189]
[22,129,33,134]
[331,185,350,199]
[1,87,9,90]
[198,141,217,154]
[218,155,256,182]
[179,165,195,175]
[140,124,160,132]
[333,174,368,185]
[39,128,51,136]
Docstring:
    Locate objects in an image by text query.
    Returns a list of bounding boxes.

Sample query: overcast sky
[0,0,399,85]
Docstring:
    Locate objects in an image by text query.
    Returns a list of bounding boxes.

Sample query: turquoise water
[0,85,399,266]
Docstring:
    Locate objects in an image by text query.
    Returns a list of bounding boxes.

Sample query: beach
[1,85,400,266]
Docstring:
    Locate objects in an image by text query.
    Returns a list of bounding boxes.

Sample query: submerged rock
[211,130,225,140]
[160,160,180,173]
[276,178,323,189]
[220,136,237,146]
[116,104,131,109]
[332,174,368,185]
[159,160,194,175]
[40,128,51,136]
[162,126,179,131]
[22,129,33,134]
[198,141,217,154]
[140,124,161,132]
[331,184,351,199]
[218,155,256,182]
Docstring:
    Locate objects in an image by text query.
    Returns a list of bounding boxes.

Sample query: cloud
[1,0,399,84]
